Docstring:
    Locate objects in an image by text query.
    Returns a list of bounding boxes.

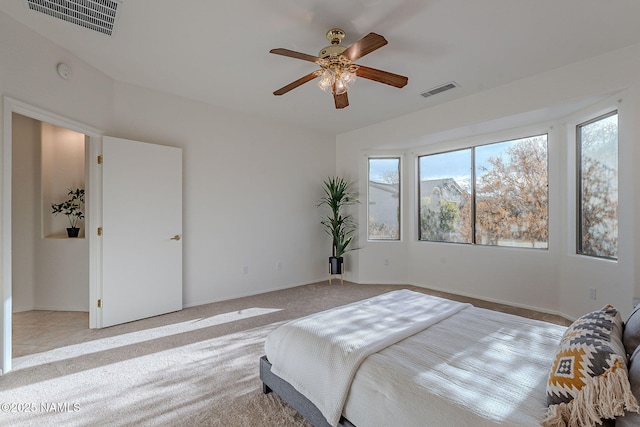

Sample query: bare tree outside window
[418,135,548,248]
[577,112,618,259]
[475,135,548,248]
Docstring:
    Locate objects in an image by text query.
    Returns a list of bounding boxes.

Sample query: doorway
[2,97,183,374]
[2,97,101,374]
[11,112,90,357]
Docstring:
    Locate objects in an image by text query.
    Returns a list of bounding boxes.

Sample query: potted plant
[318,176,358,276]
[51,188,85,237]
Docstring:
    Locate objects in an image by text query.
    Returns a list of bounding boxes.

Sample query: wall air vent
[25,0,121,36]
[420,81,459,98]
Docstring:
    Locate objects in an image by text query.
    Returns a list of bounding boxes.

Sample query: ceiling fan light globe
[317,70,334,92]
[334,80,348,95]
[342,71,357,87]
[317,80,332,92]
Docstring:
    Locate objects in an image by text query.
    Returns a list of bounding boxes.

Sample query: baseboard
[32,305,88,312]
[355,279,574,321]
[12,305,35,313]
[405,281,576,322]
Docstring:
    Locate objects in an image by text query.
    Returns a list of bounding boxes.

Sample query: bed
[260,289,640,427]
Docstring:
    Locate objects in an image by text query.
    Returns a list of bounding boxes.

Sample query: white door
[101,136,182,327]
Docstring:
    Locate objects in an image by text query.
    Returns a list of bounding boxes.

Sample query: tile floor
[12,310,89,357]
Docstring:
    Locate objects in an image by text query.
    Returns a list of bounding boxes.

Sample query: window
[475,136,548,248]
[418,149,472,243]
[577,111,618,259]
[418,134,548,248]
[368,157,401,240]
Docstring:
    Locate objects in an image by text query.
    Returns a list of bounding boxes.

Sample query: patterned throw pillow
[542,305,639,427]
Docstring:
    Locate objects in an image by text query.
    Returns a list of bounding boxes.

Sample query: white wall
[110,83,335,306]
[1,9,336,330]
[34,238,88,311]
[0,13,114,131]
[338,43,640,319]
[41,122,86,238]
[11,113,39,312]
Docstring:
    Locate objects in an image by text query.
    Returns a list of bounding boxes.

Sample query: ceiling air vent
[25,0,121,36]
[420,81,459,98]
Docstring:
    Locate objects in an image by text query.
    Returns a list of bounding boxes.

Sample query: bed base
[260,356,355,427]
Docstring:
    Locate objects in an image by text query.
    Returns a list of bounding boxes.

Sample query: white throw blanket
[264,289,471,426]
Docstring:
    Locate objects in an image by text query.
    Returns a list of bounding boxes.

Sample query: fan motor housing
[319,45,347,58]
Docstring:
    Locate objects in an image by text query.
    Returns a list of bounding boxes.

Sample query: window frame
[575,109,618,260]
[416,147,473,244]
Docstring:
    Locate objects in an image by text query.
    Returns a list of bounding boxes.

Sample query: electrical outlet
[589,287,596,300]
[383,258,390,266]
[277,261,283,271]
[242,265,249,275]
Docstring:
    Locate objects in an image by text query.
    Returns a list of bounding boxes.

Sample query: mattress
[263,290,567,427]
[342,306,566,426]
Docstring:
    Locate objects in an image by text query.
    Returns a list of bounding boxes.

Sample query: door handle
[170,235,181,241]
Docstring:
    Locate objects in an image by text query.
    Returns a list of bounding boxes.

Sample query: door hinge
[97,299,102,308]
[97,227,103,236]
[97,155,103,164]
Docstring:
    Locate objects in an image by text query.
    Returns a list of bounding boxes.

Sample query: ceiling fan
[270,28,408,109]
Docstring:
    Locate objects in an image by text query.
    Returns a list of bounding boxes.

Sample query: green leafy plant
[318,177,358,258]
[51,188,85,229]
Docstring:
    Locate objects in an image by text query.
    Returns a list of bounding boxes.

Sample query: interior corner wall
[41,122,86,238]
[37,122,88,311]
[337,43,640,320]
[11,113,39,312]
[110,82,336,306]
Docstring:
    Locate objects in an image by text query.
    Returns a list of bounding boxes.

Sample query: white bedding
[343,305,567,427]
[264,289,470,426]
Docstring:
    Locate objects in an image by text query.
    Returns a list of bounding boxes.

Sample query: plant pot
[67,227,80,238]
[329,256,343,274]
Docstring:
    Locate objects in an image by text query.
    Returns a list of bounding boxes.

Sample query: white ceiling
[2,0,640,136]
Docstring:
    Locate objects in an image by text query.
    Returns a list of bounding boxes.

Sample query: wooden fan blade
[270,48,321,63]
[356,65,408,88]
[273,71,320,96]
[342,33,388,61]
[333,91,349,109]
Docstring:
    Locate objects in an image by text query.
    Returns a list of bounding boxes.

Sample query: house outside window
[418,134,548,249]
[418,149,472,243]
[577,111,618,260]
[368,157,401,240]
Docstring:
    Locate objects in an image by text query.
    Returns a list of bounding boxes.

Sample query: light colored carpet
[3,282,570,426]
